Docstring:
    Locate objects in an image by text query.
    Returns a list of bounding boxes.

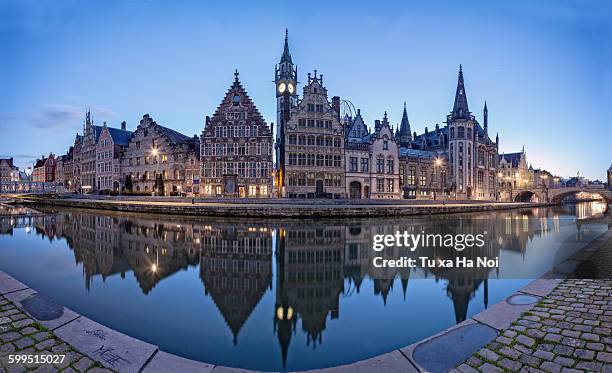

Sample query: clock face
[277,82,286,94]
[287,83,294,94]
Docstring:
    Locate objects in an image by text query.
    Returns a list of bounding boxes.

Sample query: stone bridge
[510,187,612,204]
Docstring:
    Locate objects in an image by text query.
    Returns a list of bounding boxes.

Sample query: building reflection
[0,200,607,365]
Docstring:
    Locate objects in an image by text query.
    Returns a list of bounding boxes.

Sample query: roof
[106,127,133,146]
[399,147,445,159]
[157,124,196,145]
[34,157,46,168]
[499,152,522,167]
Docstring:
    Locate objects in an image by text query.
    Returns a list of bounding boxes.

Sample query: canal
[0,201,608,371]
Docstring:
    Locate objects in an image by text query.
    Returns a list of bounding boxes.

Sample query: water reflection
[0,201,608,370]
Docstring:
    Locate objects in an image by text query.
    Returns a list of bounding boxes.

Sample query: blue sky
[1,0,610,180]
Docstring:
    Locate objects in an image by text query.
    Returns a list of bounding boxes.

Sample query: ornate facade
[96,121,132,192]
[396,66,498,200]
[122,114,200,195]
[345,110,401,199]
[200,71,273,198]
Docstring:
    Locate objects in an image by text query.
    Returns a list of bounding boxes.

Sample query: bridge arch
[514,190,539,202]
[549,189,612,205]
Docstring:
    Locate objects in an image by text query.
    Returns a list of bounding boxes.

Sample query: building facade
[282,72,345,198]
[396,66,498,200]
[80,110,101,193]
[345,110,401,199]
[32,154,56,183]
[200,71,273,198]
[121,114,200,195]
[96,121,132,192]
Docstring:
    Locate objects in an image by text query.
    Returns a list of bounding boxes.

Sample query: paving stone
[544,333,562,343]
[540,361,562,373]
[516,334,536,348]
[520,354,542,368]
[73,356,94,372]
[31,331,50,341]
[586,342,605,351]
[581,332,600,342]
[478,348,500,362]
[496,336,512,345]
[560,329,580,338]
[553,356,575,367]
[13,336,35,349]
[11,319,33,329]
[0,331,20,342]
[553,344,574,357]
[597,351,612,363]
[457,363,480,373]
[499,358,522,372]
[466,356,483,367]
[575,360,603,371]
[561,337,585,348]
[502,330,517,338]
[573,348,595,360]
[51,342,71,353]
[498,347,521,359]
[478,363,502,373]
[34,338,56,350]
[533,349,554,361]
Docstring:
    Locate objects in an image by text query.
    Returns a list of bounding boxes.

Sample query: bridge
[0,181,64,194]
[509,187,612,204]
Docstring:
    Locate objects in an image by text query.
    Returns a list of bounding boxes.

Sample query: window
[377,178,384,192]
[377,157,384,173]
[350,157,358,172]
[420,168,426,186]
[248,185,257,196]
[387,159,394,174]
[260,185,268,196]
[458,126,465,138]
[361,158,369,172]
[232,94,241,106]
[299,119,306,127]
[307,136,315,146]
[387,179,394,192]
[316,104,324,112]
[307,103,315,112]
[383,140,388,150]
[334,137,341,148]
[289,135,297,145]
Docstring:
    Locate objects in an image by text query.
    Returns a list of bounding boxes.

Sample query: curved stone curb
[0,229,609,372]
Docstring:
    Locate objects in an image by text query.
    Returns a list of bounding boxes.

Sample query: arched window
[458,126,465,138]
[174,169,180,180]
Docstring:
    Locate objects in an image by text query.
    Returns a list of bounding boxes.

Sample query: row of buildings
[9,31,599,200]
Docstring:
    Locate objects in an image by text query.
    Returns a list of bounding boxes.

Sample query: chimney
[332,96,341,120]
[121,121,126,130]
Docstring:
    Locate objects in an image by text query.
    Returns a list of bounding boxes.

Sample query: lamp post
[434,157,442,201]
[151,148,160,196]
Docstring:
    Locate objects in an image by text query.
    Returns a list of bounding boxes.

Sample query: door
[349,181,362,199]
[315,180,324,197]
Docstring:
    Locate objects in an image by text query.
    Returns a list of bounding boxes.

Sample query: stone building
[0,158,15,184]
[96,121,132,192]
[282,72,345,198]
[54,155,65,189]
[498,148,530,194]
[32,153,56,183]
[121,114,199,195]
[80,109,101,193]
[61,147,75,192]
[396,66,498,200]
[274,32,345,198]
[345,110,401,199]
[200,71,273,198]
[607,164,612,190]
[71,134,83,192]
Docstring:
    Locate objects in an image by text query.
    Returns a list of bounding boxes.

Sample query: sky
[1,0,611,180]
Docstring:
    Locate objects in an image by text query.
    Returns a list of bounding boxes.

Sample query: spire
[483,101,488,133]
[496,132,499,149]
[280,28,292,64]
[398,102,412,146]
[451,64,470,120]
[234,69,240,82]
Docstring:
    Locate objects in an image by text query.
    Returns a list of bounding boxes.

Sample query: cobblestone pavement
[453,279,612,373]
[0,295,114,373]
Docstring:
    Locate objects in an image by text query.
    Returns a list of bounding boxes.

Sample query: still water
[0,202,608,371]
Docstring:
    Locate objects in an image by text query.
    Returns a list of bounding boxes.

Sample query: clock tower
[274,29,298,196]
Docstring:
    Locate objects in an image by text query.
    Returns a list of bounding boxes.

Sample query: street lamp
[151,148,160,196]
[434,157,443,201]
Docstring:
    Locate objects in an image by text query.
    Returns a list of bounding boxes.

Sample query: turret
[451,65,470,120]
[398,102,412,147]
[483,101,488,135]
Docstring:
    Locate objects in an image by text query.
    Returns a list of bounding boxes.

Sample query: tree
[124,174,133,191]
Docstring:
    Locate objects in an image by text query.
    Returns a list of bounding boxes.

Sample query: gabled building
[32,153,56,183]
[345,110,401,199]
[121,114,199,195]
[80,109,103,193]
[200,71,273,197]
[282,71,346,198]
[96,121,133,192]
[398,66,498,200]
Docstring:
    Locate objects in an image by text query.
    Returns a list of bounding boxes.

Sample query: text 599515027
[8,354,65,364]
